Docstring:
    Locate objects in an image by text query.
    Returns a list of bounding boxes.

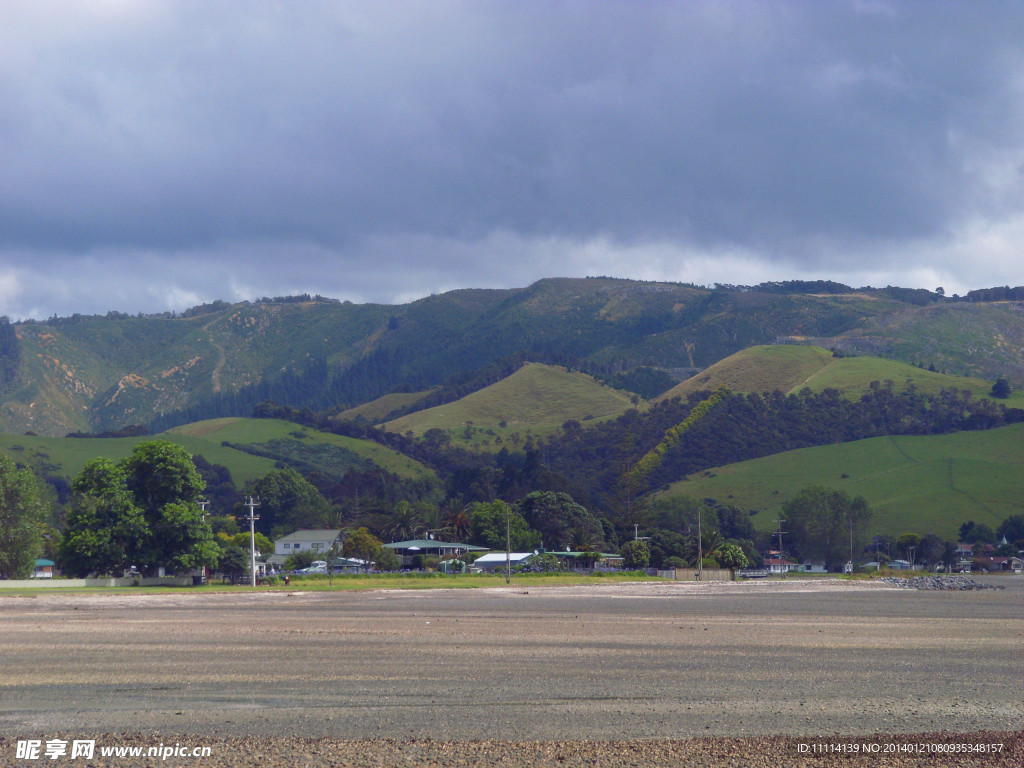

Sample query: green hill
[4,280,1024,438]
[383,363,639,449]
[657,345,834,400]
[0,418,433,490]
[657,424,1024,539]
[334,389,437,423]
[658,345,1024,405]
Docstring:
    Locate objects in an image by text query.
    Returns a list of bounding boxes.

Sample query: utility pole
[774,518,787,574]
[697,509,703,581]
[504,500,511,585]
[774,519,786,555]
[243,497,260,587]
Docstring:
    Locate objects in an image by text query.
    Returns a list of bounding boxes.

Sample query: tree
[990,378,1011,399]
[441,499,472,541]
[249,468,332,537]
[60,458,147,577]
[0,455,45,579]
[217,544,248,583]
[960,521,996,544]
[646,529,687,569]
[781,487,873,571]
[895,533,921,560]
[342,527,383,571]
[61,441,217,577]
[382,501,424,542]
[518,491,602,550]
[996,514,1024,546]
[619,540,650,570]
[469,501,541,551]
[122,440,206,511]
[284,549,318,571]
[917,533,948,569]
[225,531,273,554]
[375,548,402,572]
[713,542,749,570]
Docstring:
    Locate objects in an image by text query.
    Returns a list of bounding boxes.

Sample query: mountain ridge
[3,277,1022,437]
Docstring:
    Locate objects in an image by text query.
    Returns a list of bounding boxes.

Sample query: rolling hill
[0,417,434,491]
[657,345,1024,405]
[382,362,639,448]
[657,423,1024,539]
[3,279,1024,438]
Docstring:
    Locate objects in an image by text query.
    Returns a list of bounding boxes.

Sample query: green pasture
[384,363,639,449]
[657,345,834,401]
[0,417,432,488]
[335,389,436,423]
[658,423,1024,539]
[657,345,1024,404]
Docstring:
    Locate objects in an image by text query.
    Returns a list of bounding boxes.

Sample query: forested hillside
[2,278,1024,437]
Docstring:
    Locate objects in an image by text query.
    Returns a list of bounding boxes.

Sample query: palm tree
[567,525,603,569]
[683,530,724,567]
[382,501,423,542]
[441,497,472,542]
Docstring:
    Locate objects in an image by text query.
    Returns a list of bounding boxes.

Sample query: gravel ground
[1,577,1021,766]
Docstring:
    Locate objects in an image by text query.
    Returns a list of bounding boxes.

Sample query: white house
[269,529,343,567]
[764,557,800,574]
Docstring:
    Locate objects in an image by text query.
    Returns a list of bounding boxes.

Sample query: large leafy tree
[781,486,873,571]
[61,441,217,576]
[468,500,540,551]
[249,467,332,537]
[60,458,147,577]
[518,491,602,551]
[619,540,650,570]
[0,454,46,579]
[342,527,383,571]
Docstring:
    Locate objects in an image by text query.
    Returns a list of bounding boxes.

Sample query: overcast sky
[2,1,1024,319]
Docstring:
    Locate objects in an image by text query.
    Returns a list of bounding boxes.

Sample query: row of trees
[2,429,1015,579]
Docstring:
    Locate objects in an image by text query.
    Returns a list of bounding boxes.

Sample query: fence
[0,576,194,589]
[659,568,735,582]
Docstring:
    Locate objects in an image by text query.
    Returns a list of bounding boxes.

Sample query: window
[312,543,323,550]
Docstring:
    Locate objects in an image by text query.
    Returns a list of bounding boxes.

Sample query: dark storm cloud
[2,1,1023,318]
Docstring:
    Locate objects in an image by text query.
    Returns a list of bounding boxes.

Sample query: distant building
[472,552,536,572]
[764,557,799,574]
[268,529,343,567]
[383,539,487,567]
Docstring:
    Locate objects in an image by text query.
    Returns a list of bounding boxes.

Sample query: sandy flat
[1,577,1021,765]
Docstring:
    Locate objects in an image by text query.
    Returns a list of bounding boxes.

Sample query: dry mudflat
[0,577,1021,766]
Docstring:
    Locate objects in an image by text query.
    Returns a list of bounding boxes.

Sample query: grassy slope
[383,363,639,449]
[657,345,1024,405]
[0,418,432,488]
[657,424,1024,539]
[656,345,834,400]
[334,389,437,423]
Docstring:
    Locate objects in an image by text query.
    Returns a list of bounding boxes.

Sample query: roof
[383,539,487,551]
[34,559,55,567]
[473,552,536,565]
[275,529,342,543]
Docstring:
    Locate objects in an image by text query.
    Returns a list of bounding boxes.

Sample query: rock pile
[878,575,1003,590]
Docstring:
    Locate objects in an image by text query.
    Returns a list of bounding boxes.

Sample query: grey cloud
[2,1,1024,318]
